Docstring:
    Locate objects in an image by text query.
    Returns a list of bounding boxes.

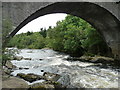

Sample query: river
[10,48,119,88]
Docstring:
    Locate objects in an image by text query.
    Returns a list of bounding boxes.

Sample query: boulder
[30,83,55,89]
[90,56,114,63]
[2,76,29,89]
[19,67,29,70]
[30,81,65,89]
[43,72,61,81]
[2,66,11,75]
[17,73,44,83]
[57,74,71,86]
[39,59,43,60]
[5,60,16,69]
[23,58,32,60]
[13,56,23,60]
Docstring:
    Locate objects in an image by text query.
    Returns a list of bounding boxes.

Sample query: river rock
[30,80,65,89]
[27,51,33,53]
[43,72,61,81]
[30,83,55,89]
[79,56,114,63]
[13,56,23,60]
[57,74,71,86]
[18,67,29,70]
[90,56,114,63]
[5,60,16,69]
[2,66,11,75]
[80,56,93,61]
[17,73,44,83]
[23,57,32,60]
[39,59,43,60]
[2,75,29,89]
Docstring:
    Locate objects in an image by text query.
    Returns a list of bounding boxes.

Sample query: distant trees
[7,15,110,57]
[39,28,47,38]
[7,32,46,49]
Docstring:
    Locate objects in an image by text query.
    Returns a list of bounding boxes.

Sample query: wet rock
[2,66,11,75]
[19,67,23,70]
[5,60,16,69]
[30,81,65,89]
[14,56,23,60]
[23,57,32,60]
[24,67,29,69]
[43,72,61,81]
[57,74,71,86]
[17,73,44,83]
[39,59,43,60]
[19,67,29,70]
[80,56,114,63]
[27,51,33,53]
[80,56,93,61]
[90,56,114,63]
[41,70,44,72]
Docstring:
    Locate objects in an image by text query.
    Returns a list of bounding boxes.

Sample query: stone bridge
[1,1,120,59]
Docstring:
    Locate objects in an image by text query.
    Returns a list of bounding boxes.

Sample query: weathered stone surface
[2,66,11,75]
[2,75,29,89]
[5,60,16,69]
[90,56,114,63]
[23,57,32,60]
[57,74,71,86]
[13,56,23,60]
[30,80,65,89]
[68,55,113,62]
[43,72,61,81]
[17,72,61,83]
[17,73,44,83]
[30,83,55,89]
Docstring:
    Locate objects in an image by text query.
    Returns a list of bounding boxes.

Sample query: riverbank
[67,55,120,71]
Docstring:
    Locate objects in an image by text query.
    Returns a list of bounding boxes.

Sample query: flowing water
[10,48,119,88]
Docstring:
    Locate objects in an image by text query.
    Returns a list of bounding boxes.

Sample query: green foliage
[81,28,109,56]
[39,28,47,38]
[7,32,46,49]
[2,48,18,65]
[2,19,13,65]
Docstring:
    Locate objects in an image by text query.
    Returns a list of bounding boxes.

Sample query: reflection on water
[11,49,119,88]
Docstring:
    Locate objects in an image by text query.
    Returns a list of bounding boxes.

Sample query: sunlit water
[10,48,119,88]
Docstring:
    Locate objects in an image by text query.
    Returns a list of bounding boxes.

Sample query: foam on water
[11,49,119,88]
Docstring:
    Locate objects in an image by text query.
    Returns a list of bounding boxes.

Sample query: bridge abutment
[109,41,120,60]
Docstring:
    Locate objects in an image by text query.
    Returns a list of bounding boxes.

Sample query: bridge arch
[8,2,120,58]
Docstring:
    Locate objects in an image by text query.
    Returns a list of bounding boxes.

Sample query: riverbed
[10,48,119,88]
